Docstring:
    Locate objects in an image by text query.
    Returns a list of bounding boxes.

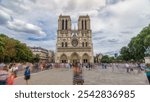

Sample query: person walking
[125,62,130,73]
[7,72,16,85]
[145,63,150,84]
[24,66,31,85]
[0,66,9,85]
[73,62,84,85]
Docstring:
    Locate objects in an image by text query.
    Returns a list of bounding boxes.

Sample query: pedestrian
[10,63,18,78]
[112,63,115,72]
[125,63,130,73]
[137,63,141,74]
[104,63,107,69]
[145,63,150,84]
[14,63,18,77]
[67,63,70,70]
[24,66,31,85]
[39,63,44,71]
[0,66,9,85]
[73,62,84,85]
[7,72,16,85]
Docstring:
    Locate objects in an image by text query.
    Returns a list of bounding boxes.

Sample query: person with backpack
[24,66,31,85]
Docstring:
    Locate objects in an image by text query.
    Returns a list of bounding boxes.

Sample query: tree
[101,55,111,63]
[33,54,40,63]
[0,34,34,63]
[144,35,150,47]
[120,24,150,62]
[120,46,131,61]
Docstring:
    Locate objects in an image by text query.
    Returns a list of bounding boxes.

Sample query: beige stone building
[55,15,94,63]
[30,47,55,62]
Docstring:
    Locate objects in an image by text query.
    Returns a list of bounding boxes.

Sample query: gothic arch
[60,54,68,63]
[70,52,80,63]
[82,53,89,63]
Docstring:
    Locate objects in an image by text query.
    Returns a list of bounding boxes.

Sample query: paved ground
[14,66,149,85]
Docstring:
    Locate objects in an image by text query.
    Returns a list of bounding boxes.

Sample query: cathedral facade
[55,15,94,63]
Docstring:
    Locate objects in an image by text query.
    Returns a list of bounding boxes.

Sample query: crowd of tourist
[0,62,31,85]
[0,61,150,85]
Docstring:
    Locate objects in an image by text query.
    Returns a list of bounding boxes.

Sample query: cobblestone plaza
[14,66,149,85]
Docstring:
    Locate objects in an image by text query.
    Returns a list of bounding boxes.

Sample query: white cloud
[92,0,150,54]
[0,5,46,36]
[0,9,10,24]
[1,0,150,55]
[7,19,46,36]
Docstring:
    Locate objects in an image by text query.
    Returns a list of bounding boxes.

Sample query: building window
[82,42,84,47]
[86,42,88,47]
[62,20,64,30]
[62,42,64,47]
[82,20,84,30]
[65,20,68,30]
[85,20,87,30]
[65,42,67,47]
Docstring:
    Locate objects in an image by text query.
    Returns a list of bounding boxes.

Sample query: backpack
[24,67,30,76]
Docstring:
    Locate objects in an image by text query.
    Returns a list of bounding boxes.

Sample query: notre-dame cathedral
[55,15,94,63]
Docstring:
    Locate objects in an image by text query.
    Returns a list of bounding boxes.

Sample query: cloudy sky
[0,0,150,55]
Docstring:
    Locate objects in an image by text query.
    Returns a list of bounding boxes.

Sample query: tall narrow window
[62,42,64,47]
[82,20,84,30]
[86,42,88,47]
[65,42,67,47]
[82,42,84,47]
[62,20,64,30]
[85,20,87,30]
[65,20,68,30]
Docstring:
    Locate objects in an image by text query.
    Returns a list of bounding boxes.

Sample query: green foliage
[33,54,40,63]
[101,55,112,63]
[120,24,150,61]
[0,34,35,63]
[120,46,131,61]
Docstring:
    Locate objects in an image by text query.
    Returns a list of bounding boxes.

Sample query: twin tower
[55,15,93,63]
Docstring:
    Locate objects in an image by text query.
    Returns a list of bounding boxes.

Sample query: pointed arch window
[82,20,84,30]
[85,20,87,30]
[62,20,64,30]
[62,42,64,47]
[65,42,67,47]
[82,42,84,47]
[65,20,68,30]
[86,42,88,47]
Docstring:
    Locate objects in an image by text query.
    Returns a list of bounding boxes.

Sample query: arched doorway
[82,53,89,63]
[60,54,67,63]
[70,53,80,63]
